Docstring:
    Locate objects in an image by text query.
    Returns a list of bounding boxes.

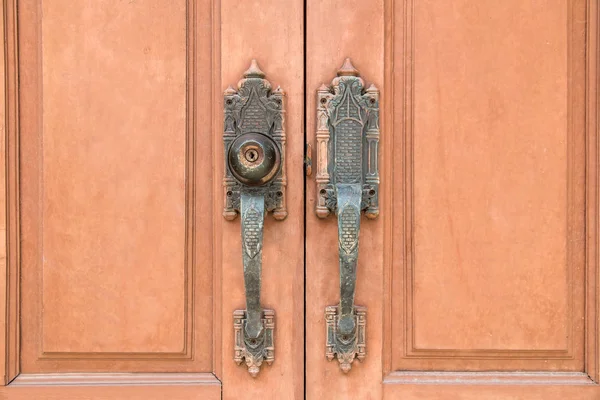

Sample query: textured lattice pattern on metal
[315,58,380,373]
[335,120,363,183]
[240,90,270,134]
[339,206,359,254]
[224,60,287,377]
[243,207,262,259]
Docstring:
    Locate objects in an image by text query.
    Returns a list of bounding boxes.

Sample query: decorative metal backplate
[223,59,287,221]
[315,58,380,220]
[223,60,286,377]
[234,309,275,378]
[326,305,366,373]
[316,58,380,373]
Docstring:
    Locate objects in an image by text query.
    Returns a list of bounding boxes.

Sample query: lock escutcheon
[228,132,281,186]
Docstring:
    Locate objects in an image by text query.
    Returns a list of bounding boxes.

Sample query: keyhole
[245,149,259,162]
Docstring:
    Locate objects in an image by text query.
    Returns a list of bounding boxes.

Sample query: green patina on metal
[223,60,286,378]
[317,58,380,373]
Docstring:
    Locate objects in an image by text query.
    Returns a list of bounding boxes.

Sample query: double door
[1,1,600,399]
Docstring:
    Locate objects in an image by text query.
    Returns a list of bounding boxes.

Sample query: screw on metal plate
[315,58,380,373]
[223,60,287,377]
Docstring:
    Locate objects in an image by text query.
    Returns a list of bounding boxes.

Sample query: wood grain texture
[0,0,6,385]
[40,0,188,356]
[387,0,591,372]
[218,0,304,398]
[0,373,220,400]
[3,0,224,396]
[384,371,595,386]
[305,0,384,398]
[211,0,223,382]
[379,0,600,397]
[382,0,600,396]
[15,0,215,373]
[586,0,600,383]
[9,372,221,386]
[410,0,572,354]
[384,376,599,400]
[3,0,19,385]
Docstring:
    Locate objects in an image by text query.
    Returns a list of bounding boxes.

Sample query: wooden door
[306,0,600,399]
[0,0,304,399]
[3,1,600,399]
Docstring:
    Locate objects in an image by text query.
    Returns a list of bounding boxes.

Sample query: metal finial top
[224,85,237,95]
[244,59,266,78]
[337,58,359,77]
[273,85,283,93]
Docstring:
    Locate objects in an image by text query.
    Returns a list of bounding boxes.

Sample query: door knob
[228,132,281,186]
[315,58,380,373]
[223,60,287,377]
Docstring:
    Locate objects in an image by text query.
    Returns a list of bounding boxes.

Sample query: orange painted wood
[384,372,600,399]
[412,2,571,354]
[384,372,599,400]
[307,0,600,398]
[586,0,600,383]
[384,376,599,400]
[3,0,306,396]
[388,0,593,373]
[0,0,7,386]
[2,1,221,398]
[18,0,214,373]
[40,0,188,356]
[0,373,220,400]
[2,0,599,398]
[305,0,385,399]
[382,0,600,396]
[218,0,305,398]
[2,0,19,385]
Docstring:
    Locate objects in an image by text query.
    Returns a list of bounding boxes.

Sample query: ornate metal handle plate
[223,60,287,377]
[315,58,380,373]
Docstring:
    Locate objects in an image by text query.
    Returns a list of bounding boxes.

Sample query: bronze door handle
[315,58,380,373]
[223,60,287,377]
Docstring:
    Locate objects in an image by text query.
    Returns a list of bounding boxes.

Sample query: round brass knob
[228,132,281,186]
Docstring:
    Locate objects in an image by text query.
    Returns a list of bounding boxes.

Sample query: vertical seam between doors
[303,0,307,398]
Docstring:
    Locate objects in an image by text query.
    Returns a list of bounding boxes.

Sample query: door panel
[18,0,213,373]
[306,0,385,398]
[38,1,186,356]
[2,0,305,398]
[218,0,305,399]
[306,0,600,398]
[383,376,600,400]
[394,0,585,372]
[1,0,599,398]
[0,0,11,384]
[6,374,221,400]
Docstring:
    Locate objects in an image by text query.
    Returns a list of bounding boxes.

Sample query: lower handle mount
[325,306,366,373]
[234,309,275,378]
